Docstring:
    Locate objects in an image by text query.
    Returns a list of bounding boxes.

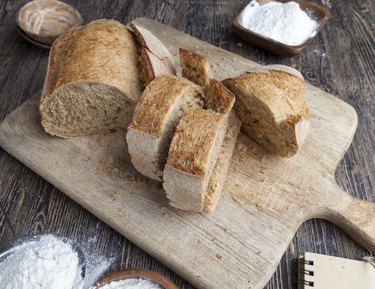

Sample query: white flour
[98,278,163,289]
[0,235,83,289]
[239,1,318,46]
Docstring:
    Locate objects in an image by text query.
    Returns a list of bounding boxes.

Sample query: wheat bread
[40,19,142,138]
[223,66,310,157]
[163,80,240,212]
[163,108,229,212]
[130,22,176,86]
[205,78,235,113]
[179,48,210,87]
[126,75,204,181]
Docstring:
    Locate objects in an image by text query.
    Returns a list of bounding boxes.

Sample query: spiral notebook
[298,252,375,289]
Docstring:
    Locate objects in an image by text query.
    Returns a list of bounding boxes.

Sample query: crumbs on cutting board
[216,254,223,260]
[230,192,245,206]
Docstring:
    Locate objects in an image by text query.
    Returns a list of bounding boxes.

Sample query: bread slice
[222,65,310,157]
[164,110,240,212]
[179,48,210,87]
[130,22,176,86]
[126,75,204,181]
[40,19,142,138]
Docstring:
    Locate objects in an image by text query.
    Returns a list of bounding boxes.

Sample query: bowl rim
[92,268,179,289]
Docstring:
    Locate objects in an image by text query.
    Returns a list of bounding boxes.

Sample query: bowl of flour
[91,269,178,289]
[0,234,85,289]
[233,0,331,56]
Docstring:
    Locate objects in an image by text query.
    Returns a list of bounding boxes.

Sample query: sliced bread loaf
[40,19,142,138]
[130,22,176,86]
[179,48,210,87]
[126,75,204,181]
[223,66,310,157]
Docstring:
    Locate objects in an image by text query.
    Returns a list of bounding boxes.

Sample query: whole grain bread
[179,48,210,87]
[205,78,235,113]
[222,65,310,157]
[126,75,204,181]
[163,80,240,212]
[130,22,176,86]
[40,19,142,138]
[163,108,229,212]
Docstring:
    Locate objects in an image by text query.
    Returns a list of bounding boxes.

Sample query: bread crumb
[82,155,92,161]
[230,192,245,205]
[96,166,105,174]
[216,254,223,260]
[197,239,203,245]
[236,142,248,162]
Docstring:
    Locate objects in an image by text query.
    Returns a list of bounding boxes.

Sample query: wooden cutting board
[1,18,374,289]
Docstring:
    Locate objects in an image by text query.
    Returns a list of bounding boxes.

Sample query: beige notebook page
[300,252,375,289]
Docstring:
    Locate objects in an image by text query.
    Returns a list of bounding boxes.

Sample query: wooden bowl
[17,0,82,46]
[92,269,178,289]
[232,0,331,56]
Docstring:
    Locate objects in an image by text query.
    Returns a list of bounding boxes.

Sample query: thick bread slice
[126,75,204,181]
[130,22,176,86]
[205,79,235,114]
[179,48,210,87]
[203,112,241,211]
[163,108,229,212]
[223,67,310,157]
[40,19,142,138]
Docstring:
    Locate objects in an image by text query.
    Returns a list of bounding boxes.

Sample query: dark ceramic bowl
[232,0,331,56]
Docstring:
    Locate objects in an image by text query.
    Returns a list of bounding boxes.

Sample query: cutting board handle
[325,186,375,252]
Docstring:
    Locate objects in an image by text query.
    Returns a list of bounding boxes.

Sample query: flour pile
[239,1,318,46]
[0,234,83,289]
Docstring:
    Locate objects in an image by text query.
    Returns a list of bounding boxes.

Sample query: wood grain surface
[0,1,374,289]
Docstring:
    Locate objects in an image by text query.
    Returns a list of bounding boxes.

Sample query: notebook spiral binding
[296,258,315,287]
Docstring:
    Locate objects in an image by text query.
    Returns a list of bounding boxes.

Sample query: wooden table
[0,1,374,288]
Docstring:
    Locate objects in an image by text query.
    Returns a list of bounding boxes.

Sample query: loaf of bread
[163,80,240,212]
[223,65,310,157]
[130,22,176,86]
[126,75,204,181]
[179,48,210,87]
[40,19,142,138]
